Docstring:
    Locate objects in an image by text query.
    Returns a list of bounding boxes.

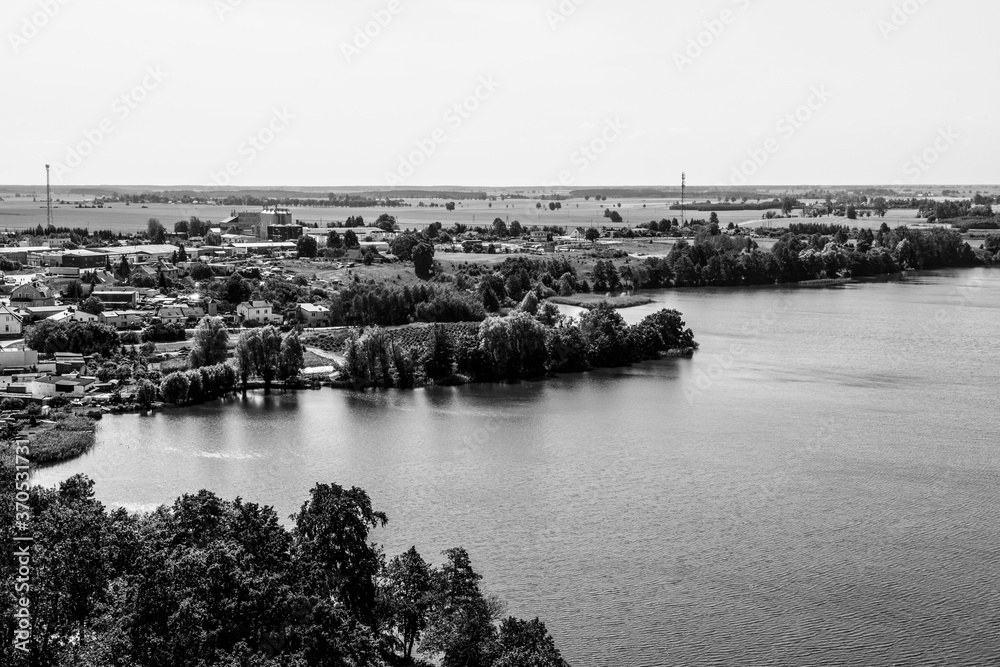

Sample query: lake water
[34,269,1000,666]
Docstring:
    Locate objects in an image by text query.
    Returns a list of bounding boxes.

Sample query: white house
[297,303,331,327]
[237,300,281,325]
[48,308,99,324]
[0,305,23,337]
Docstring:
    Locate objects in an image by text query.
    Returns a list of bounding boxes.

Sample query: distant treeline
[670,200,786,212]
[119,192,408,208]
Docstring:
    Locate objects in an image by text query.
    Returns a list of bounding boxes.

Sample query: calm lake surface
[34,269,1000,666]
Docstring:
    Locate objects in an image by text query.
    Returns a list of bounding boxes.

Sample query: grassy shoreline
[549,293,654,309]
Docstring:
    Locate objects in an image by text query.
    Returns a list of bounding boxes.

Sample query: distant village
[0,206,343,405]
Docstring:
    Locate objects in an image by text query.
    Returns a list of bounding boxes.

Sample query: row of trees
[585,227,986,289]
[0,473,568,666]
[331,282,486,328]
[234,326,305,393]
[340,305,697,388]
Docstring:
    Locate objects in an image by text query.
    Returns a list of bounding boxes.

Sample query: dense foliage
[330,283,486,328]
[24,320,120,356]
[340,305,697,389]
[0,471,570,667]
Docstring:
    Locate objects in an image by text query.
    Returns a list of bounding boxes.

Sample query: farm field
[0,193,928,234]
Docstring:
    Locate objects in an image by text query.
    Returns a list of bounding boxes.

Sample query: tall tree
[413,243,435,280]
[277,331,305,385]
[147,218,166,244]
[292,483,388,626]
[189,316,230,368]
[381,546,434,661]
[423,548,498,667]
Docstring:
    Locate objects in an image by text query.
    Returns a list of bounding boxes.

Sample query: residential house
[236,300,281,325]
[10,282,55,307]
[48,308,99,324]
[296,303,332,328]
[91,290,139,308]
[155,306,187,326]
[0,305,23,337]
[179,304,206,324]
[99,310,145,330]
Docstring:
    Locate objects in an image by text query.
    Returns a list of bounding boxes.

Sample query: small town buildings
[61,249,108,270]
[48,308,99,324]
[0,305,23,337]
[0,372,43,394]
[28,374,96,397]
[91,290,139,308]
[237,300,281,325]
[155,306,187,326]
[93,244,179,264]
[98,310,145,330]
[10,282,55,307]
[297,303,332,327]
[0,349,37,372]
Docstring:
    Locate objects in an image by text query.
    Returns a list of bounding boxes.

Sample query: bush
[48,396,71,409]
[142,323,186,343]
[0,398,25,411]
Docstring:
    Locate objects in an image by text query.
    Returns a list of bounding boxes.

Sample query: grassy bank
[550,293,653,309]
[28,414,99,465]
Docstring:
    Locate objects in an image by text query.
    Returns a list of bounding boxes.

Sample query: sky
[2,0,998,188]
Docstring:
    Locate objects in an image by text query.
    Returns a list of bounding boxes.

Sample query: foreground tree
[493,617,570,667]
[423,548,500,667]
[381,546,434,661]
[292,483,388,626]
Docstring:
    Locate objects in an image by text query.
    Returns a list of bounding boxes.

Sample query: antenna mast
[45,164,53,227]
[681,172,686,227]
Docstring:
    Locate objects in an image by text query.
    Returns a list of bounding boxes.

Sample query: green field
[0,193,930,234]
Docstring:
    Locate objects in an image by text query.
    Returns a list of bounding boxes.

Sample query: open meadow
[0,192,929,235]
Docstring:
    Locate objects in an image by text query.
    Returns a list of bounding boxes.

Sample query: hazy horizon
[5,0,998,188]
